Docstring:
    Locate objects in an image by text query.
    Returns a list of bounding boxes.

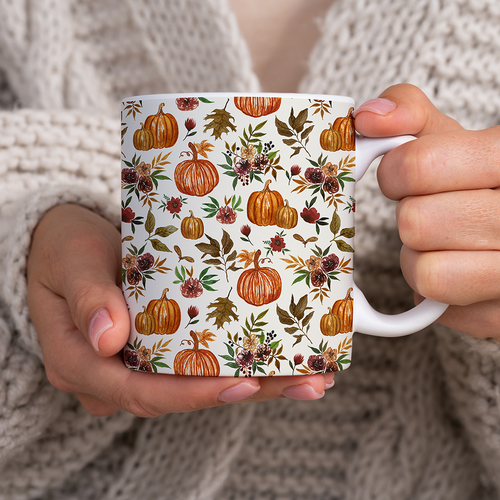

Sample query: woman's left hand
[354,83,500,339]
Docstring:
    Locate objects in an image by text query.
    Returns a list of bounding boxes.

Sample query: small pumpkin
[331,287,354,333]
[173,330,221,376]
[146,288,181,335]
[181,210,204,240]
[134,306,156,336]
[320,124,343,152]
[144,102,179,149]
[175,142,219,196]
[133,122,155,151]
[234,96,282,117]
[332,107,355,151]
[247,179,284,226]
[237,249,282,306]
[320,307,342,337]
[275,199,298,229]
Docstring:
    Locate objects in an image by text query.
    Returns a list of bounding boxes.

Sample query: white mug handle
[353,135,448,337]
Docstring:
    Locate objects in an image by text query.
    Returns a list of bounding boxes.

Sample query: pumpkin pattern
[175,142,219,196]
[144,103,179,149]
[133,123,155,151]
[121,95,356,376]
[247,180,284,226]
[146,288,181,335]
[237,250,282,306]
[331,288,354,333]
[181,210,204,240]
[234,96,282,117]
[173,330,221,376]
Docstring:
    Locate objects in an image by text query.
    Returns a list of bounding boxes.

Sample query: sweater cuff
[3,185,120,359]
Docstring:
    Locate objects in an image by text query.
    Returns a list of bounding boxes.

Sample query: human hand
[353,84,500,339]
[27,204,333,417]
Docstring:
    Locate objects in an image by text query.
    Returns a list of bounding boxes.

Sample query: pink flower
[216,206,237,224]
[176,97,199,111]
[181,277,203,298]
[184,117,196,131]
[122,207,136,223]
[300,207,321,224]
[166,197,182,214]
[187,305,199,319]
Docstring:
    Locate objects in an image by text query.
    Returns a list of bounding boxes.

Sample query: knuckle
[400,139,436,195]
[397,197,426,249]
[44,365,75,394]
[412,253,449,302]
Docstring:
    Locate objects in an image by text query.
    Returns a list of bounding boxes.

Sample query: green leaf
[330,211,341,235]
[145,210,155,234]
[335,240,355,253]
[198,97,215,103]
[150,239,170,252]
[155,225,177,237]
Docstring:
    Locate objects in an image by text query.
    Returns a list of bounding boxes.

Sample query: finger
[76,393,121,417]
[377,127,500,200]
[436,300,500,340]
[400,246,500,305]
[353,83,463,138]
[396,189,500,252]
[29,204,129,356]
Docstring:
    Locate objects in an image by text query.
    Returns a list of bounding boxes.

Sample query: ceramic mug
[120,93,447,377]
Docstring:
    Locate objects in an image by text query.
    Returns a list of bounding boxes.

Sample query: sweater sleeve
[0,109,135,496]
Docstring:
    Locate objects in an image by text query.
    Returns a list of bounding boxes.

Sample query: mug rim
[122,92,355,105]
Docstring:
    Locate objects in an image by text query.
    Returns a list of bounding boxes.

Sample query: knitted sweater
[1,0,500,499]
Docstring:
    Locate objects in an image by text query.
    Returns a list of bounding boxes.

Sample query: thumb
[353,83,463,137]
[32,204,130,357]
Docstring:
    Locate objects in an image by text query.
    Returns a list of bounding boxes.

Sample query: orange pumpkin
[135,306,156,336]
[174,330,220,376]
[332,107,355,151]
[234,96,282,117]
[144,103,179,149]
[237,249,282,306]
[320,307,341,337]
[146,288,181,335]
[331,287,354,333]
[320,124,343,152]
[133,122,155,151]
[174,142,219,196]
[247,179,284,226]
[181,210,204,240]
[275,199,298,229]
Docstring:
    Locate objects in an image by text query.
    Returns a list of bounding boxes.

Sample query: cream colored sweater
[1,1,500,499]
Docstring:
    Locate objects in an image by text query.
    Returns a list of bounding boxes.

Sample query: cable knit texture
[0,0,500,499]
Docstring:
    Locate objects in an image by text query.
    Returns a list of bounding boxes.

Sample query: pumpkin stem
[189,210,194,217]
[345,287,353,300]
[158,103,165,114]
[253,249,262,270]
[263,179,272,191]
[347,107,354,116]
[189,330,199,351]
[187,141,198,160]
[160,288,170,300]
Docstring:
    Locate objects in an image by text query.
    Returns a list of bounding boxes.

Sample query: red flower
[121,168,139,185]
[181,277,203,298]
[124,349,140,368]
[236,349,254,368]
[290,164,301,176]
[122,207,136,223]
[216,206,237,224]
[166,197,182,214]
[269,234,286,252]
[136,252,154,271]
[184,117,196,131]
[321,254,339,273]
[187,305,199,319]
[304,167,325,185]
[293,353,304,365]
[137,175,153,193]
[176,97,199,111]
[300,207,321,223]
[308,354,327,372]
[241,224,251,237]
[126,267,142,285]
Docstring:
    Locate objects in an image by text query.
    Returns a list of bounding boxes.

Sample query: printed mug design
[121,95,357,376]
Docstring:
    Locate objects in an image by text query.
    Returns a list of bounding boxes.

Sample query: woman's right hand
[26,204,333,417]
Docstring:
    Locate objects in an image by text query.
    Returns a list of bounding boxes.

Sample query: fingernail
[88,308,113,352]
[324,372,335,389]
[218,382,260,403]
[281,384,324,401]
[352,98,397,118]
